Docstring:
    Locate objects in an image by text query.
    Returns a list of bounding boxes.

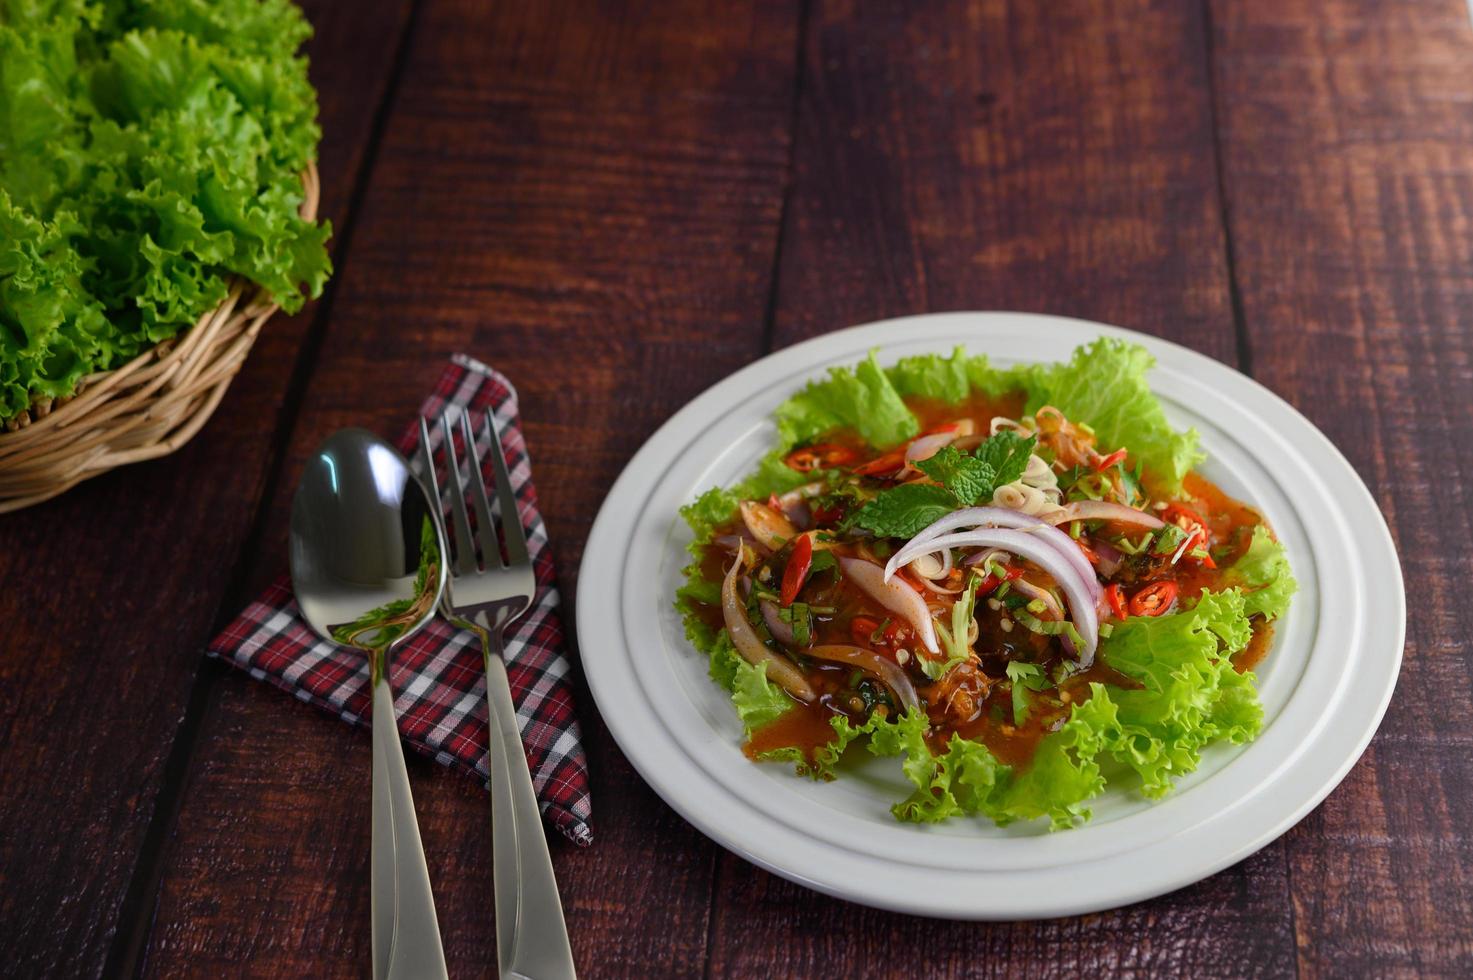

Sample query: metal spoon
[290,429,450,980]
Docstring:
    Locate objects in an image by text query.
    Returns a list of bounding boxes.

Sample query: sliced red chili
[850,615,882,647]
[1163,502,1208,529]
[1104,583,1128,620]
[976,564,1023,594]
[851,449,907,477]
[1185,528,1217,568]
[784,443,859,472]
[1093,448,1128,472]
[1164,503,1215,567]
[1128,581,1178,617]
[780,534,814,607]
[810,501,846,524]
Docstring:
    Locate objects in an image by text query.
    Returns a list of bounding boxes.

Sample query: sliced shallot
[722,550,815,701]
[904,430,959,465]
[1043,500,1164,530]
[1087,536,1124,577]
[838,557,940,654]
[1010,577,1065,622]
[759,598,798,648]
[806,644,920,713]
[740,500,799,552]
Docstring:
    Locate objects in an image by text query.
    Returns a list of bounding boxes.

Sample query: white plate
[577,313,1403,919]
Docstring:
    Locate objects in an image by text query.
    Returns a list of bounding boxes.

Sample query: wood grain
[0,1,412,976]
[1210,0,1473,975]
[138,1,802,975]
[771,0,1238,360]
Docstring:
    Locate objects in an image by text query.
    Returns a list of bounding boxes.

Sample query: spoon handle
[372,680,450,980]
[484,648,578,979]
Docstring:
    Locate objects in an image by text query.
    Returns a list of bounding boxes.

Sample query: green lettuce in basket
[0,0,333,422]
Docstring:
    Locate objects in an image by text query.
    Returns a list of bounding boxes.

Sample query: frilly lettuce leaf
[706,634,797,735]
[776,351,918,449]
[1079,590,1263,798]
[1221,525,1298,620]
[1019,337,1205,494]
[885,346,1016,403]
[0,0,331,420]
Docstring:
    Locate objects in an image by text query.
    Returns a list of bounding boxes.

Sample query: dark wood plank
[139,1,802,975]
[1210,0,1473,974]
[771,0,1239,361]
[0,2,413,976]
[709,0,1298,974]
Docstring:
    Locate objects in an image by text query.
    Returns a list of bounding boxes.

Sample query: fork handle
[484,650,578,979]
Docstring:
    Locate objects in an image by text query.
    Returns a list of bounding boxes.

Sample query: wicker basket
[0,164,320,513]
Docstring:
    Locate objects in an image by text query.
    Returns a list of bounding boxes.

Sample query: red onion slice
[1010,577,1065,621]
[890,529,1099,666]
[1043,500,1164,530]
[882,506,1098,602]
[806,644,920,713]
[722,552,815,700]
[1010,577,1076,656]
[1087,536,1124,577]
[838,557,940,654]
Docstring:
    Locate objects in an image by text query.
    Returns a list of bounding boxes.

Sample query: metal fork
[419,411,577,980]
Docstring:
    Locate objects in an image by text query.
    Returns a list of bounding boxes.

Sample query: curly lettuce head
[0,0,331,421]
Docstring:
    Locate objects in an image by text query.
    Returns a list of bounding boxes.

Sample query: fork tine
[482,410,530,567]
[439,414,479,576]
[417,416,443,522]
[458,410,504,568]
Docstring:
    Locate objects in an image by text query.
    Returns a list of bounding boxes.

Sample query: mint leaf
[851,484,957,538]
[916,445,995,505]
[975,431,1037,491]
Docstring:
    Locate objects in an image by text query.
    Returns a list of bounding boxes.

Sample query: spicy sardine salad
[676,340,1296,829]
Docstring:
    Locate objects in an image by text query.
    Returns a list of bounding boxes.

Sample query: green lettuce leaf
[1020,338,1204,493]
[706,634,798,736]
[0,0,331,421]
[1221,525,1298,620]
[885,345,1018,402]
[1079,590,1263,796]
[776,351,918,449]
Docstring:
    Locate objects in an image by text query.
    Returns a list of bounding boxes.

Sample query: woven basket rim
[0,164,321,512]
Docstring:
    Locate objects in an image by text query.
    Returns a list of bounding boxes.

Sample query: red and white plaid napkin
[207,354,592,845]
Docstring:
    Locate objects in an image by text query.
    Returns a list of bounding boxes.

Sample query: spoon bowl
[290,427,451,980]
[291,428,445,669]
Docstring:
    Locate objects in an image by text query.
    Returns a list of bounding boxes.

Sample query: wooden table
[3,1,1468,976]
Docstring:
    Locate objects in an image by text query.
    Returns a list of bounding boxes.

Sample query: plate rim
[576,312,1405,919]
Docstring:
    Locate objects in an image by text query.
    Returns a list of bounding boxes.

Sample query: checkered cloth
[207,354,592,845]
